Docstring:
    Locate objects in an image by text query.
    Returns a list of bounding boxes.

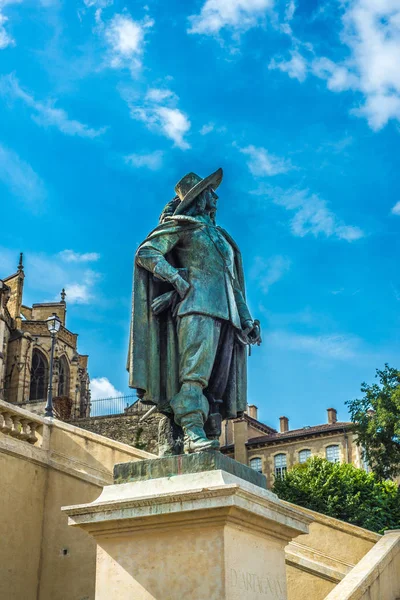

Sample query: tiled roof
[246,422,353,446]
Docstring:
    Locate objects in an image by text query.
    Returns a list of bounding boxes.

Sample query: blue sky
[1,0,400,430]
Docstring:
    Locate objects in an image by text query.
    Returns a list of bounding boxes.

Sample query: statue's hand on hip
[173,269,190,299]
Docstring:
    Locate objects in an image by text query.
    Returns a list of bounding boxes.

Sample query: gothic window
[58,355,70,397]
[249,457,262,473]
[29,349,48,401]
[299,449,311,463]
[326,445,340,463]
[274,453,287,478]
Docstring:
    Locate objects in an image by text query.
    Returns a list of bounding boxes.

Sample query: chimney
[279,416,289,433]
[327,408,337,424]
[247,404,258,420]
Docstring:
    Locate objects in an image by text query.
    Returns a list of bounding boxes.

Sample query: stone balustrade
[0,399,43,445]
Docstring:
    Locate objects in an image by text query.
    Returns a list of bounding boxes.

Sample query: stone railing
[323,529,400,600]
[0,399,43,446]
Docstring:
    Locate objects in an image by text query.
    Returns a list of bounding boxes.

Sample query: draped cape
[127,217,248,419]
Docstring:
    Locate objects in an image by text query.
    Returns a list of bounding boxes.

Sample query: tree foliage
[272,457,400,534]
[346,364,400,480]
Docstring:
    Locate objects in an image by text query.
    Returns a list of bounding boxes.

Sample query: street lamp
[44,313,61,418]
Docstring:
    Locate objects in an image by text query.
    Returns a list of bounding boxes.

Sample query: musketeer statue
[127,168,261,454]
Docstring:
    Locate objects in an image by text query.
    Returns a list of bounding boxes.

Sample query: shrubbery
[272,457,400,534]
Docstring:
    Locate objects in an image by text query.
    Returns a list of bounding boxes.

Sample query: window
[361,448,370,473]
[326,445,340,463]
[29,349,48,401]
[249,457,262,473]
[274,454,287,478]
[299,449,311,463]
[57,355,70,397]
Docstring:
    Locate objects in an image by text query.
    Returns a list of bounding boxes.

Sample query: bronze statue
[127,168,261,454]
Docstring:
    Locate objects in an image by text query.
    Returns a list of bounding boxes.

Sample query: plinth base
[114,450,267,489]
[63,454,312,600]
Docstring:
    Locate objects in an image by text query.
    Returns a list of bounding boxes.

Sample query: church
[0,254,90,419]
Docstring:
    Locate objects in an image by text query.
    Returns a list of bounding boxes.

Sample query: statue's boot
[170,382,220,453]
[180,412,220,453]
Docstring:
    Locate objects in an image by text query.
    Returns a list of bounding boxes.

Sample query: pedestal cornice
[64,469,312,542]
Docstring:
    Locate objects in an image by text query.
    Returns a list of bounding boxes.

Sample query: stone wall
[285,502,380,600]
[0,399,153,600]
[72,412,163,455]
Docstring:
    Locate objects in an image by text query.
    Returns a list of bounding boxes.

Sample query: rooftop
[244,412,277,435]
[247,421,353,446]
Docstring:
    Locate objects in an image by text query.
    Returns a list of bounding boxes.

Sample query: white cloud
[155,107,191,149]
[83,0,113,7]
[90,377,122,400]
[131,106,191,149]
[240,145,291,176]
[317,136,354,154]
[200,122,215,135]
[354,94,400,131]
[64,282,91,304]
[0,74,106,137]
[20,251,101,304]
[261,185,364,241]
[274,1,400,130]
[311,57,357,93]
[146,88,177,103]
[0,143,45,207]
[0,1,21,50]
[125,150,163,170]
[391,201,400,215]
[269,50,307,82]
[0,12,13,49]
[188,0,273,35]
[63,269,100,304]
[0,247,102,306]
[339,0,400,129]
[268,330,358,360]
[251,255,291,293]
[124,86,191,150]
[59,249,101,263]
[285,0,296,22]
[102,12,153,73]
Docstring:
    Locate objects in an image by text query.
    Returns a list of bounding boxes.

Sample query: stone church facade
[0,254,90,419]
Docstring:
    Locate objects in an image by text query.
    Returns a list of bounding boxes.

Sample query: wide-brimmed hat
[173,168,223,215]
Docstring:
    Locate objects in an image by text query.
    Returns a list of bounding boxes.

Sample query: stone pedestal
[63,453,312,600]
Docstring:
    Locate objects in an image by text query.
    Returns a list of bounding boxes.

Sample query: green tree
[346,364,400,480]
[272,457,400,534]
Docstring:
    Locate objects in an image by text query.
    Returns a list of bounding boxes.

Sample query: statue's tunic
[136,216,251,328]
[128,215,251,419]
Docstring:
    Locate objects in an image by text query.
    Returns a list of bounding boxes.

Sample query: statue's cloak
[127,217,247,419]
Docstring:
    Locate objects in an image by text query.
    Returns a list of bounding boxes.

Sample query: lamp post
[45,313,61,418]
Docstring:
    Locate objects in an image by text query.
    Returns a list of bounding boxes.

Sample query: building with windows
[221,405,364,488]
[0,254,90,419]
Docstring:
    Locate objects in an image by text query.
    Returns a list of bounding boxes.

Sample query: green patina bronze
[114,453,267,489]
[127,168,261,454]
